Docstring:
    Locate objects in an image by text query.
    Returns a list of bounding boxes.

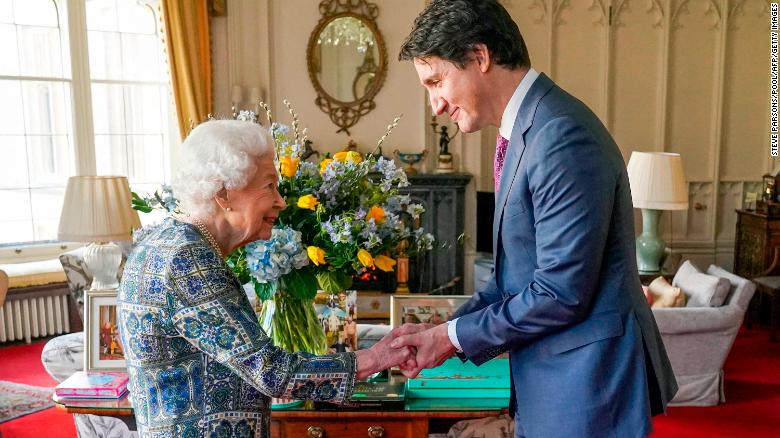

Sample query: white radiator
[0,292,70,343]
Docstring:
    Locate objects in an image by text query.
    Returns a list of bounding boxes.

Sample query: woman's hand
[355,332,415,379]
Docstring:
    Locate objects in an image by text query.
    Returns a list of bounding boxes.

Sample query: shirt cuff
[447,318,463,353]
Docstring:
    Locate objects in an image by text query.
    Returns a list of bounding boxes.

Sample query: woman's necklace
[174,213,225,259]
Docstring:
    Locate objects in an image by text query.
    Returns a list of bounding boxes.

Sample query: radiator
[0,287,71,343]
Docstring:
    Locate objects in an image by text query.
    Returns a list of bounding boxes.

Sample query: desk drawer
[272,418,426,438]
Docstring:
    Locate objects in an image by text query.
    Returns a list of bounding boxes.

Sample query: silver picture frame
[84,289,126,371]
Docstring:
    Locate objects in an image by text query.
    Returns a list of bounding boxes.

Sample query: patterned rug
[0,380,54,423]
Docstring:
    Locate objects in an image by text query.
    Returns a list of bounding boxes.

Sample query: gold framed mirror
[307,0,387,135]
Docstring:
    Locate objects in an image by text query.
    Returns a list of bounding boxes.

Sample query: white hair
[172,120,274,217]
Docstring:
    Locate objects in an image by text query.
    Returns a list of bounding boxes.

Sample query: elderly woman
[117,120,411,437]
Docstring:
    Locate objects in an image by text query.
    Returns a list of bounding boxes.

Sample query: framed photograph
[390,295,471,328]
[84,289,126,371]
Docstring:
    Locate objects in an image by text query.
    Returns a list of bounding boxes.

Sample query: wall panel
[667,0,720,181]
[720,1,770,180]
[610,0,665,158]
[551,2,607,119]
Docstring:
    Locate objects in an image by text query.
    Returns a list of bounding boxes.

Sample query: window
[0,0,177,259]
[0,0,74,246]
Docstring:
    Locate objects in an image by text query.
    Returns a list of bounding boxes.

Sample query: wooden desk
[271,409,503,438]
[54,392,506,437]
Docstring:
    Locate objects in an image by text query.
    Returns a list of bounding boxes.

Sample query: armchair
[651,265,755,406]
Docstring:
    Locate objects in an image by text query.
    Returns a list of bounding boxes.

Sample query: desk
[53,388,506,437]
[271,408,504,438]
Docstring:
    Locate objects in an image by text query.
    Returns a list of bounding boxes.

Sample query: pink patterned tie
[494,134,509,192]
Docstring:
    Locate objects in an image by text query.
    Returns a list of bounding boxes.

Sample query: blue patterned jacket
[118,218,356,437]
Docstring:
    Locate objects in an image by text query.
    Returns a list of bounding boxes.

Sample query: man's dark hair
[399,0,530,69]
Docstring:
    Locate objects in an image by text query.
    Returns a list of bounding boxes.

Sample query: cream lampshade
[58,176,141,290]
[626,152,689,273]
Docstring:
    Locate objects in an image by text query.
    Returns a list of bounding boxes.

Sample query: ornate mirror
[307,0,387,135]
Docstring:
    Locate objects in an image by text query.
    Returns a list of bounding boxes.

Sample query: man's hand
[390,323,456,378]
[355,331,414,380]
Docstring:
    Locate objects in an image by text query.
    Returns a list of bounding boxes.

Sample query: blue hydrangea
[245,227,309,283]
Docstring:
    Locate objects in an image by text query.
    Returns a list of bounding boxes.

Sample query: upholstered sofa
[651,265,755,406]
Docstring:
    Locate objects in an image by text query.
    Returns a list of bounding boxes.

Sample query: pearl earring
[226,207,232,212]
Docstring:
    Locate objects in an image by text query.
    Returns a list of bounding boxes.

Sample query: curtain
[160,0,212,140]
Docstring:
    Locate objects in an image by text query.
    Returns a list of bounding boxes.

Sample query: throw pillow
[649,276,686,308]
[641,285,654,306]
[672,260,731,307]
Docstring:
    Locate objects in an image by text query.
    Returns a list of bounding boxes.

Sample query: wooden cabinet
[733,210,780,278]
[271,409,499,438]
[403,173,471,295]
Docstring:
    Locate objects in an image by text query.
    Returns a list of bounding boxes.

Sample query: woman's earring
[226,207,232,212]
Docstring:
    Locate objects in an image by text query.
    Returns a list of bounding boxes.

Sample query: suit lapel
[492,73,555,263]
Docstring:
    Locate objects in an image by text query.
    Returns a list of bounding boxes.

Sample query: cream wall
[212,0,770,290]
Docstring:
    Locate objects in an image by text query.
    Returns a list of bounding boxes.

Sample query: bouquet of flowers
[133,101,435,355]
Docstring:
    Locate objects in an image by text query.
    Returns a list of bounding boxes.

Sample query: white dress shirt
[447,67,540,353]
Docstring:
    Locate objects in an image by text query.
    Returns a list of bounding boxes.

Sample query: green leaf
[316,270,352,294]
[316,271,341,294]
[336,271,353,290]
[254,281,277,301]
[281,269,318,300]
[132,204,153,213]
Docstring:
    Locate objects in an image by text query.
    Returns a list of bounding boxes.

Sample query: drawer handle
[368,426,385,437]
[307,426,324,438]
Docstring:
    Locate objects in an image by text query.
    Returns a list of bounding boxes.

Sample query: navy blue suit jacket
[452,74,677,438]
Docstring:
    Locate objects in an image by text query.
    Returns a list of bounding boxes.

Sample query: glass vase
[257,289,327,355]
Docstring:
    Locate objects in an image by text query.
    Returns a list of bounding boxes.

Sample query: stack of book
[405,358,510,410]
[55,371,129,399]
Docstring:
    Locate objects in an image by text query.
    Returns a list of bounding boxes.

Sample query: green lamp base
[636,208,666,274]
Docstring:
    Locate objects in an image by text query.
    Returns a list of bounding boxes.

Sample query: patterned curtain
[159,0,213,140]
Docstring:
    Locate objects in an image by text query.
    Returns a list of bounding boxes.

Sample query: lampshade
[58,176,141,242]
[627,152,688,211]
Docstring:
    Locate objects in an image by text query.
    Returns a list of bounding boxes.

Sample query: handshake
[354,322,457,380]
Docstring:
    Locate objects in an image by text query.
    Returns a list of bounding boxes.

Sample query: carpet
[0,381,54,423]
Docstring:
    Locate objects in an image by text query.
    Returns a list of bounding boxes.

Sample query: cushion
[41,331,84,382]
[649,276,686,308]
[0,259,66,289]
[673,260,731,307]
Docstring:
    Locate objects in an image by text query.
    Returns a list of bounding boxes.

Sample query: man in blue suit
[391,1,678,436]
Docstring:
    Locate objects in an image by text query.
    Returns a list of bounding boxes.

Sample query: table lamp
[58,176,141,290]
[627,152,688,274]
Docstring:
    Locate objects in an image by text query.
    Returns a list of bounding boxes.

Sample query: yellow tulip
[319,158,333,173]
[279,157,299,178]
[297,194,319,210]
[367,205,385,224]
[334,150,363,163]
[357,249,374,268]
[374,255,396,272]
[307,246,326,266]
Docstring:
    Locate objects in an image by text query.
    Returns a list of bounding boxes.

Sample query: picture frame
[390,295,471,328]
[84,289,126,371]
